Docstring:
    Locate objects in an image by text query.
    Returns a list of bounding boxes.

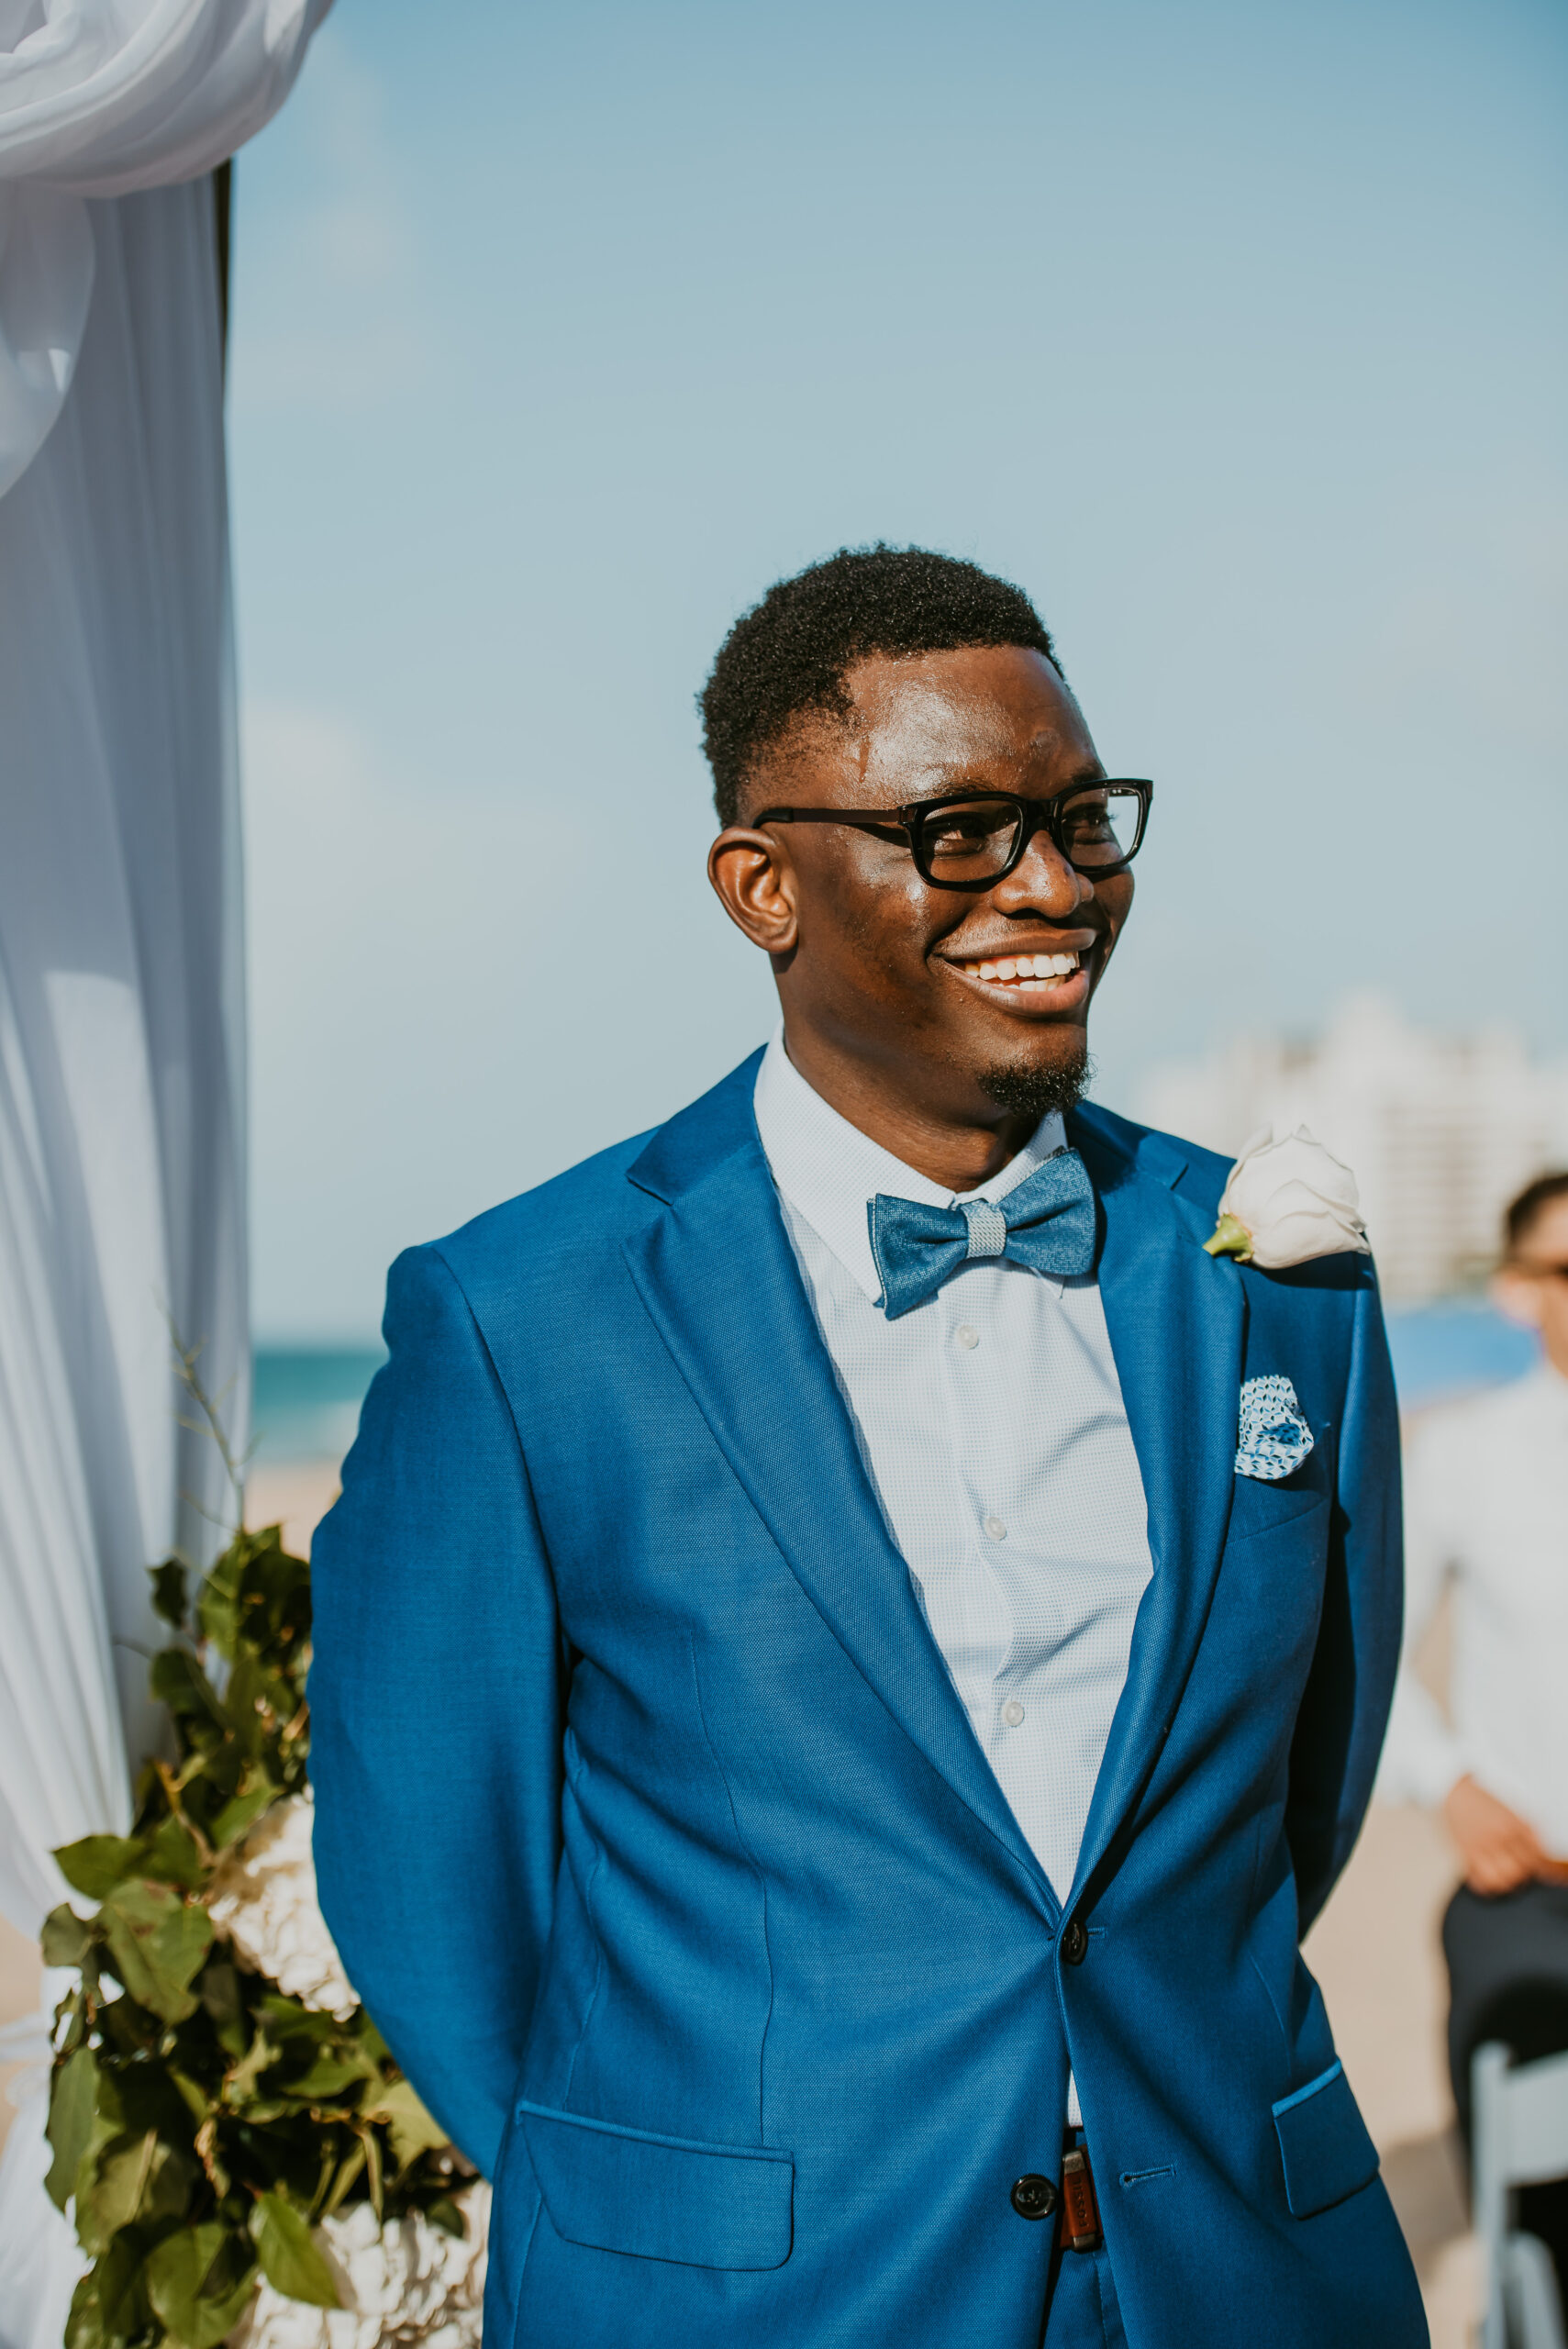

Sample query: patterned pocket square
[1236,1375,1315,1482]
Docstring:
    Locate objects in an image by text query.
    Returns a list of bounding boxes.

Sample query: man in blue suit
[310,547,1427,2345]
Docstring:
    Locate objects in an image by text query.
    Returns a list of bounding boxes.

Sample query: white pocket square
[1236,1375,1314,1482]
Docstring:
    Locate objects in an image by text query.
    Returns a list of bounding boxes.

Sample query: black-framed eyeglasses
[754,780,1152,891]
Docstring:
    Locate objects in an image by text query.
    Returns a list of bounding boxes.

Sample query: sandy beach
[0,1461,1480,2342]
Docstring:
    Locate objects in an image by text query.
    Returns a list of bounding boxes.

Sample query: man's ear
[707,824,800,955]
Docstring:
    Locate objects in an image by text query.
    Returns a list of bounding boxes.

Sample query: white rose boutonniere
[1202,1125,1371,1269]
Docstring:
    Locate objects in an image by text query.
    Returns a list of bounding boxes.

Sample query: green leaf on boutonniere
[1202,1211,1253,1262]
[250,2193,341,2308]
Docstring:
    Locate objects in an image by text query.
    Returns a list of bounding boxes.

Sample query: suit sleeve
[308,1242,564,2175]
[1284,1264,1404,1936]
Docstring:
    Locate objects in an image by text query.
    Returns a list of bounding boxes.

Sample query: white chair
[1473,2041,1568,2349]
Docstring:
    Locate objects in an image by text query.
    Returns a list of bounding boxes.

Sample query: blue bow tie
[867,1147,1097,1320]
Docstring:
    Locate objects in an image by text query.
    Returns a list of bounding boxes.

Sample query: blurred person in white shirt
[1378,1169,1568,2293]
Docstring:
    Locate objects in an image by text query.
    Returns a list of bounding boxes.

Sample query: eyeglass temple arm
[753,807,914,838]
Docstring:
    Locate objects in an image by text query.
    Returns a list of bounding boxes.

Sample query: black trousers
[1444,1881,1568,2297]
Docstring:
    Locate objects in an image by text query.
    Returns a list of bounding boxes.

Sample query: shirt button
[984,1515,1007,1542]
[954,1324,980,1350]
[1002,1699,1026,1728]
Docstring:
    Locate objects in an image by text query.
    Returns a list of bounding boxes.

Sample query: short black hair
[699,543,1062,826]
[1505,1170,1568,1256]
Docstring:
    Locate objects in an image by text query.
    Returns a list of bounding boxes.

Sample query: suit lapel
[623,1060,1057,1916]
[1066,1108,1246,1905]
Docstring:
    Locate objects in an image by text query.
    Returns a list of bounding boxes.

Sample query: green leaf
[77,2129,190,2254]
[257,1998,337,2054]
[317,2141,365,2220]
[427,2195,465,2237]
[249,2193,341,2309]
[199,1960,247,2057]
[356,2015,392,2065]
[55,1836,149,1899]
[40,1902,94,1969]
[77,2132,151,2251]
[98,1879,212,2022]
[45,2045,100,2211]
[64,2233,142,2349]
[150,1559,189,1630]
[221,2026,278,2110]
[166,2067,211,2124]
[196,1535,247,1662]
[149,1647,226,1730]
[145,2223,258,2349]
[1202,1209,1255,1261]
[287,2049,376,2104]
[142,1816,206,1891]
[210,1776,278,1851]
[363,2078,448,2169]
[64,2268,105,2349]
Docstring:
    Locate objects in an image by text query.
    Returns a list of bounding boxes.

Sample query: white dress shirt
[753,1038,1153,2124]
[1375,1363,1568,1855]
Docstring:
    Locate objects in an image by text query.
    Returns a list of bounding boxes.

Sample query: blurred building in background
[1137,996,1568,1303]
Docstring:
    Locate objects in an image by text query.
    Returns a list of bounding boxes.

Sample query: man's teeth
[960,952,1081,992]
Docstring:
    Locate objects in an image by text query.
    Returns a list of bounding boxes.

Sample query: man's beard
[978,1035,1094,1124]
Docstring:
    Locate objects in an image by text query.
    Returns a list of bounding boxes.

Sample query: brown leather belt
[1058,2145,1103,2252]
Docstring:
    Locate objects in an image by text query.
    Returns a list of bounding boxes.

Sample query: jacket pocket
[1272,2061,1379,2218]
[517,2099,794,2271]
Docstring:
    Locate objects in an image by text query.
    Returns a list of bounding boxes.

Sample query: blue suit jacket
[309,1055,1427,2348]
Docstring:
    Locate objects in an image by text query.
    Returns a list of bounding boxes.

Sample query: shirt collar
[752,1027,1067,1303]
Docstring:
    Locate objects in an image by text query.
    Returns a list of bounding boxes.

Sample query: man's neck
[778,1023,1037,1194]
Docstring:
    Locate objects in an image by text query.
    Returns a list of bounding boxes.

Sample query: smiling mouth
[953,950,1082,993]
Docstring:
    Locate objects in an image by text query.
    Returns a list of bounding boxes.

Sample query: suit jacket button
[1061,1918,1088,1965]
[1011,2174,1058,2221]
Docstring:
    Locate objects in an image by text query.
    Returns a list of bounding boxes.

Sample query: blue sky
[230,0,1568,1340]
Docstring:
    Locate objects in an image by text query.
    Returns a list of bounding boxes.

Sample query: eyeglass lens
[916,785,1143,881]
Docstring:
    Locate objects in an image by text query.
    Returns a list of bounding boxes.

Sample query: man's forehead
[843,646,1093,788]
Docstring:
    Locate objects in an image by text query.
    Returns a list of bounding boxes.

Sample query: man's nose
[990,827,1092,918]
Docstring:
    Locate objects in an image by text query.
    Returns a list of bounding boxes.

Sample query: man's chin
[977,1036,1094,1124]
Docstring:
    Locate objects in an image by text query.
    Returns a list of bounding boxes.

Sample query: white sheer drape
[0,0,328,495]
[0,7,328,2339]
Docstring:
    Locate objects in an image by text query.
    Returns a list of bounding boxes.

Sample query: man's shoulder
[426,1128,662,1292]
[1071,1097,1232,1215]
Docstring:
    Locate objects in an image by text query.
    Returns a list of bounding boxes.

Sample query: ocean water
[1383,1301,1539,1411]
[250,1348,385,1468]
[250,1301,1542,1465]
